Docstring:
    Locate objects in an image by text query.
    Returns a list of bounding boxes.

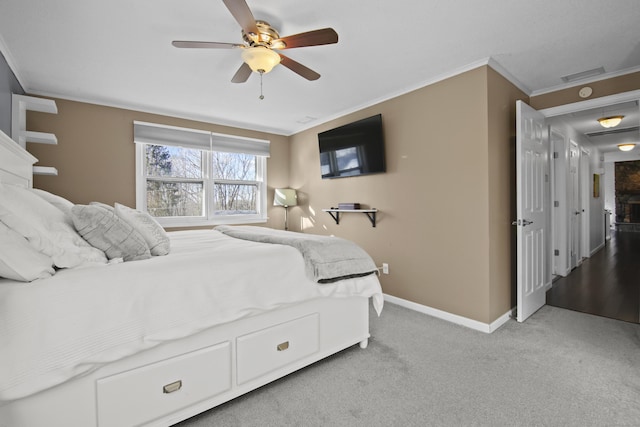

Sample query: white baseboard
[383,294,513,334]
[590,242,605,257]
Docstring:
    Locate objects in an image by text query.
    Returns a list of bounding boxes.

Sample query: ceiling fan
[172,0,338,85]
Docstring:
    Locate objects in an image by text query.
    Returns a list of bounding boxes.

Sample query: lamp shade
[274,188,297,207]
[241,47,281,73]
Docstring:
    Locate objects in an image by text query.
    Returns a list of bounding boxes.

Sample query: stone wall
[615,160,640,224]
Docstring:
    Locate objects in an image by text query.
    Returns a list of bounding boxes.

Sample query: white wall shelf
[25,130,58,145]
[32,166,59,176]
[322,208,378,227]
[11,94,58,176]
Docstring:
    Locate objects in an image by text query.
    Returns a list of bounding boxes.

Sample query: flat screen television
[317,114,385,179]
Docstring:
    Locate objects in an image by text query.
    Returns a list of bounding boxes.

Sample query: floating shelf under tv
[322,208,378,227]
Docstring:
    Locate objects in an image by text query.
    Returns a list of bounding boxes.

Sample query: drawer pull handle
[163,380,182,394]
[277,341,290,351]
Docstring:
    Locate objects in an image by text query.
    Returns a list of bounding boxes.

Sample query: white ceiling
[1,0,639,138]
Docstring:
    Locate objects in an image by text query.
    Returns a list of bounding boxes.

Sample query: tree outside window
[143,144,264,224]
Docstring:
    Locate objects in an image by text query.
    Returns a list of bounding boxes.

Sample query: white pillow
[71,204,151,262]
[114,203,170,256]
[29,188,75,226]
[0,222,55,282]
[0,182,107,268]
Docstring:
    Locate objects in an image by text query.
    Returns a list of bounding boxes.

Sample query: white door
[569,142,581,269]
[516,101,550,322]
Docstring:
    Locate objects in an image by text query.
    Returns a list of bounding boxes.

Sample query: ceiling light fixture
[618,143,635,152]
[598,115,624,128]
[240,47,281,100]
[241,47,281,74]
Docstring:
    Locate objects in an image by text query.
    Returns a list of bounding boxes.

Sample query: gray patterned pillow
[89,201,115,211]
[114,203,170,256]
[71,205,151,262]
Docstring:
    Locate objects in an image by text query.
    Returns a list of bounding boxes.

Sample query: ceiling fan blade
[279,54,320,81]
[276,28,338,49]
[222,0,259,36]
[172,41,243,49]
[231,62,252,83]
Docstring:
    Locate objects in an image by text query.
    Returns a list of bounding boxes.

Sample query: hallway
[546,230,640,324]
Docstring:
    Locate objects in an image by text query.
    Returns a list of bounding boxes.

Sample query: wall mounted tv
[317,114,386,179]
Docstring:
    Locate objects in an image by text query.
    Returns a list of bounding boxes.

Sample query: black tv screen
[318,114,385,179]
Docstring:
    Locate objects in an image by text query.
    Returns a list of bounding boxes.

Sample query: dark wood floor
[546,230,640,324]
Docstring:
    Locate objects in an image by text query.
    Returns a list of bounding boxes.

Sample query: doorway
[539,90,640,323]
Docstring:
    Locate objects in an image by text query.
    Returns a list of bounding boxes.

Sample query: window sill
[156,216,268,229]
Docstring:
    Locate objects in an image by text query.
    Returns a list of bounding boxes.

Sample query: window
[134,122,269,227]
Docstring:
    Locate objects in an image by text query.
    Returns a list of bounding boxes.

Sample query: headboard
[0,129,37,187]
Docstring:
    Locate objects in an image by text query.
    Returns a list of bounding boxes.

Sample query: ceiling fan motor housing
[242,21,285,49]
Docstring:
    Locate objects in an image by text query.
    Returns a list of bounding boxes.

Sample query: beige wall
[26,98,291,230]
[289,66,524,324]
[486,68,529,319]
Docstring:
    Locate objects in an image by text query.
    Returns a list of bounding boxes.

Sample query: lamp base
[284,206,289,231]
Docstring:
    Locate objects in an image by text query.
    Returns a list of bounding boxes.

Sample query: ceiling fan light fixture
[241,47,281,74]
[618,143,635,152]
[598,115,624,128]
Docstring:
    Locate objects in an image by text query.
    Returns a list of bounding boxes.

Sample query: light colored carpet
[175,303,640,426]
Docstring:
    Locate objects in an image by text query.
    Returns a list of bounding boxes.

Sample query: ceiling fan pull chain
[259,70,265,100]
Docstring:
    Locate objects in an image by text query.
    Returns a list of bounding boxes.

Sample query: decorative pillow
[29,188,75,226]
[90,201,115,211]
[114,203,170,256]
[0,222,55,282]
[0,182,107,268]
[71,204,151,262]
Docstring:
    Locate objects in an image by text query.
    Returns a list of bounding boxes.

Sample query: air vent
[586,126,639,138]
[561,67,605,83]
[296,116,317,124]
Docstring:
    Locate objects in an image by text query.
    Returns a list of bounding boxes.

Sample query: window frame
[134,123,268,228]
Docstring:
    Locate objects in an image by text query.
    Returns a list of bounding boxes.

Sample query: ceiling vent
[586,126,639,138]
[561,67,605,83]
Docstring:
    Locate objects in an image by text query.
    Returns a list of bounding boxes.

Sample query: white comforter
[0,229,383,401]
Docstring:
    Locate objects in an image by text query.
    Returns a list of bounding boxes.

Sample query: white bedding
[0,229,383,402]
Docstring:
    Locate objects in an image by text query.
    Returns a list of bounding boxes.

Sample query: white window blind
[133,121,270,157]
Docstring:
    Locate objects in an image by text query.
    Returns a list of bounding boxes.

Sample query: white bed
[0,130,383,427]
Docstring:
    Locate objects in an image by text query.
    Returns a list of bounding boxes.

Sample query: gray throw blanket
[215,225,377,283]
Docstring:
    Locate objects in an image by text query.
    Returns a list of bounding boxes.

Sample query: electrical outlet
[382,263,389,274]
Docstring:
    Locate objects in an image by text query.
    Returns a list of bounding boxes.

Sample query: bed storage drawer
[236,313,319,384]
[96,342,231,427]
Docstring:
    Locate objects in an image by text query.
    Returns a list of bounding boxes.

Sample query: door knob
[522,219,534,226]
